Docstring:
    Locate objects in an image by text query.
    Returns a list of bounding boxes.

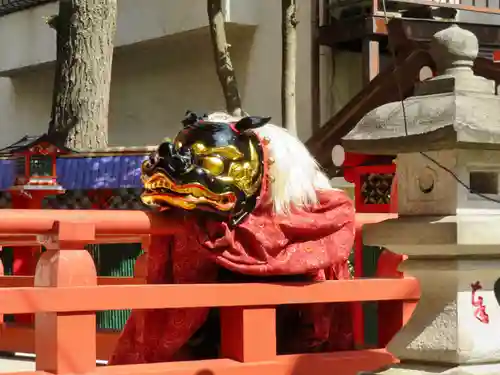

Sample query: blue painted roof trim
[57,155,147,190]
[0,155,148,190]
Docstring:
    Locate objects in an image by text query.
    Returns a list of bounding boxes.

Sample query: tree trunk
[207,0,244,117]
[310,0,320,132]
[48,0,117,150]
[281,0,298,136]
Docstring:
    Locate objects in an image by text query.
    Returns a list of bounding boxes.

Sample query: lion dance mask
[140,111,268,226]
[110,111,356,364]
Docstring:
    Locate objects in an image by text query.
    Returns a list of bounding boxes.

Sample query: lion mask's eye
[201,156,224,176]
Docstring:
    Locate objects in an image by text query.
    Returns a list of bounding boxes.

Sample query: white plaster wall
[0,0,362,149]
[0,0,258,73]
[108,27,255,146]
[0,27,255,148]
[320,49,363,123]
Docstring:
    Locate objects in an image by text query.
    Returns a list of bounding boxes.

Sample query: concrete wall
[0,0,362,149]
[0,0,258,73]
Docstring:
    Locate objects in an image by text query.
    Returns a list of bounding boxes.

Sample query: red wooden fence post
[220,307,276,362]
[34,221,97,374]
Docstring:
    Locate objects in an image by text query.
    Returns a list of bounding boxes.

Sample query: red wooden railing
[0,209,416,375]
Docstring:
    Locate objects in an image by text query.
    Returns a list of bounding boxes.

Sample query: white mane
[206,112,333,215]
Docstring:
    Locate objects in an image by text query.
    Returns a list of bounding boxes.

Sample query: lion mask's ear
[233,116,271,132]
[182,110,199,127]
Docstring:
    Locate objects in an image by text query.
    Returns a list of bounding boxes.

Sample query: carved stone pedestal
[362,216,500,375]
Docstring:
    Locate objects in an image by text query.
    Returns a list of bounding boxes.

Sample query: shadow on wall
[108,25,256,146]
[5,25,256,149]
[8,67,54,147]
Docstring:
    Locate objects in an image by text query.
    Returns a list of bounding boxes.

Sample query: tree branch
[207,0,244,117]
[281,0,298,136]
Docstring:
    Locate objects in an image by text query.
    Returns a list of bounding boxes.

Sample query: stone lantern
[344,25,500,375]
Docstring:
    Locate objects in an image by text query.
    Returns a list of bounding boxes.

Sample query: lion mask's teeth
[141,172,237,211]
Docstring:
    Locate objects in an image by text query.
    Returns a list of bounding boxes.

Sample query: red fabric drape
[109,189,355,364]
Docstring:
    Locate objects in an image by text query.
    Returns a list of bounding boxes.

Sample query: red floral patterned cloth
[109,189,355,365]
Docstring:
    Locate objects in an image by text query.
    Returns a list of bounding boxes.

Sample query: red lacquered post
[34,221,97,374]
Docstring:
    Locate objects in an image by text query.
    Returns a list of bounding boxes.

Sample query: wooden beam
[0,278,419,314]
[320,16,500,48]
[388,0,500,15]
[370,16,500,46]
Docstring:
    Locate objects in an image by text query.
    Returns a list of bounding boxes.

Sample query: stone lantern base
[362,362,500,375]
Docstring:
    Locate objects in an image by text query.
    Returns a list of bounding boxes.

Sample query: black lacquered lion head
[141,111,271,225]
